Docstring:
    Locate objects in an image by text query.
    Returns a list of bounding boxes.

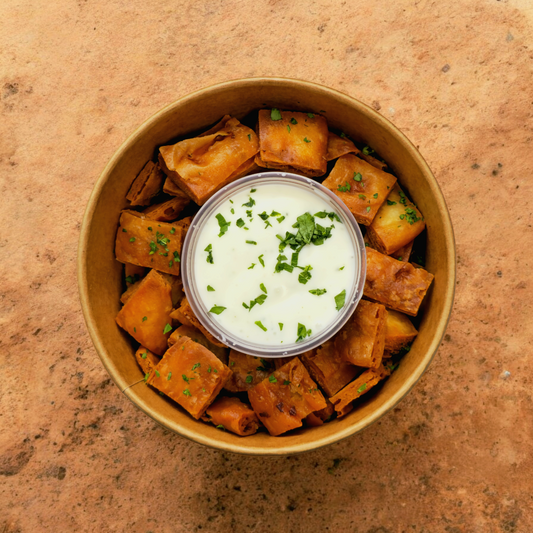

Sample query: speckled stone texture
[1,0,533,531]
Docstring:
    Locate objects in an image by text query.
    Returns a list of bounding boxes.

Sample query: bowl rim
[77,76,456,455]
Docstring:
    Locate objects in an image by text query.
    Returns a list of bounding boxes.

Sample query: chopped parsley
[163,323,172,334]
[387,199,397,206]
[353,172,362,182]
[216,424,225,430]
[357,383,367,393]
[245,375,253,384]
[307,113,315,118]
[182,374,189,383]
[129,237,136,243]
[260,283,267,294]
[248,263,256,269]
[290,117,298,125]
[296,323,312,342]
[404,207,421,225]
[373,193,378,199]
[309,288,327,296]
[287,125,291,133]
[314,211,341,223]
[209,305,226,315]
[279,323,283,331]
[236,218,245,228]
[173,251,181,262]
[207,285,215,292]
[283,380,291,385]
[141,352,147,359]
[303,137,311,143]
[298,265,313,284]
[271,108,282,121]
[170,227,176,235]
[242,197,256,208]
[339,266,345,270]
[246,240,257,245]
[337,182,351,192]
[205,244,214,264]
[255,320,267,332]
[215,213,231,237]
[269,375,277,383]
[247,134,251,141]
[155,370,160,377]
[334,290,346,311]
[183,389,191,397]
[142,316,147,322]
[366,206,371,212]
[258,254,265,267]
[362,146,375,156]
[192,363,201,370]
[399,191,407,205]
[167,372,172,381]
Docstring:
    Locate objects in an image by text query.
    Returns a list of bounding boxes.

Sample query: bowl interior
[78,78,455,455]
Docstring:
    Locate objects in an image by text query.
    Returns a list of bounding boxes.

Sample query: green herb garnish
[353,172,362,182]
[246,240,257,245]
[258,254,265,267]
[255,321,267,332]
[337,182,351,192]
[357,383,367,393]
[207,285,215,292]
[334,290,346,311]
[163,323,172,334]
[209,305,226,315]
[309,288,327,296]
[269,375,277,383]
[205,244,214,264]
[215,213,231,237]
[296,323,312,342]
[271,108,282,121]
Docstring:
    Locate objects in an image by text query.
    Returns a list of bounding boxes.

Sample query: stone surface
[1,1,533,532]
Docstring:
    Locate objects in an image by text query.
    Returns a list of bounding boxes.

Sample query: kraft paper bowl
[78,77,455,455]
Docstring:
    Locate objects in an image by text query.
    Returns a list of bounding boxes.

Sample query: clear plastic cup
[181,172,366,358]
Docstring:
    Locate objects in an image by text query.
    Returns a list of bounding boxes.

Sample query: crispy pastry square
[322,154,397,225]
[248,357,327,436]
[330,365,390,418]
[168,324,228,364]
[142,195,190,222]
[115,269,173,355]
[255,109,328,177]
[300,343,359,396]
[326,132,360,161]
[159,116,259,205]
[147,336,231,419]
[364,248,434,316]
[202,396,260,436]
[224,350,273,392]
[126,161,164,206]
[385,309,418,353]
[334,300,387,368]
[135,346,161,376]
[365,183,425,255]
[115,211,183,276]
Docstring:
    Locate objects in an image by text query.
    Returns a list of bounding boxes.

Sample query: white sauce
[193,183,356,346]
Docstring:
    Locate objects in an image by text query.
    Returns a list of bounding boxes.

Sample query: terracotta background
[2,0,532,532]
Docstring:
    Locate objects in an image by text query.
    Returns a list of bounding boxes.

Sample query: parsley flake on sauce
[236,218,245,228]
[242,197,256,208]
[255,321,267,332]
[207,285,215,292]
[205,244,214,264]
[309,288,327,296]
[334,290,346,311]
[279,323,284,331]
[260,283,267,294]
[258,254,265,267]
[296,323,312,342]
[209,305,226,315]
[246,240,257,245]
[215,213,231,237]
[248,263,256,270]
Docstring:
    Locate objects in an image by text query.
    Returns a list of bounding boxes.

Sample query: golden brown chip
[329,365,390,417]
[146,336,231,419]
[322,154,397,225]
[300,344,359,396]
[224,350,272,392]
[334,300,387,368]
[248,357,327,436]
[255,109,328,177]
[169,325,228,364]
[385,310,418,353]
[135,346,161,376]
[115,211,183,276]
[203,396,260,436]
[365,183,425,255]
[142,195,190,222]
[364,248,434,316]
[159,116,259,205]
[115,269,173,355]
[126,161,164,206]
[326,132,360,161]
